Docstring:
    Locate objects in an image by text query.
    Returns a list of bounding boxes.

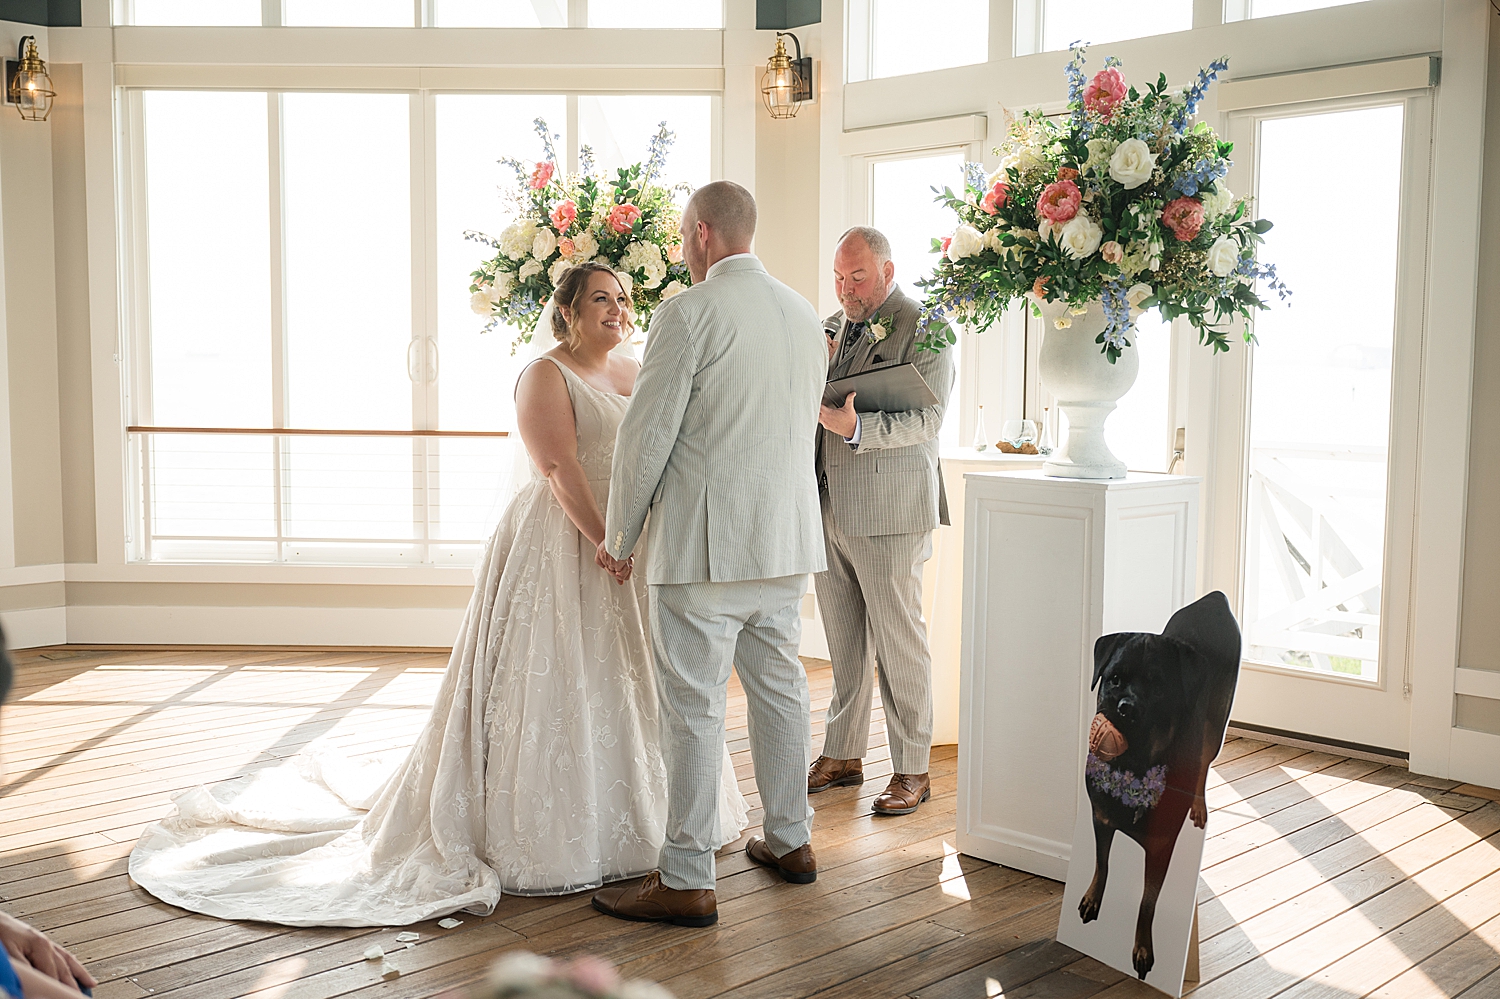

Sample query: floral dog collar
[1086,753,1167,821]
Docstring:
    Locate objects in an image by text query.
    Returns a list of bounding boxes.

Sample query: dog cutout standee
[1056,591,1241,996]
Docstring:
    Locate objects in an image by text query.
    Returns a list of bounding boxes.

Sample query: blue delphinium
[642,121,676,185]
[1172,57,1229,133]
[1169,156,1230,198]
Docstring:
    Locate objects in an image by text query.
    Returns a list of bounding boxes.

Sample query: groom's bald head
[679,181,756,282]
[685,181,757,246]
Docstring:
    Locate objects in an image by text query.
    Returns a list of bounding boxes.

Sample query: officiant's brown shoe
[745,836,817,884]
[872,772,930,815]
[591,871,717,927]
[808,755,863,793]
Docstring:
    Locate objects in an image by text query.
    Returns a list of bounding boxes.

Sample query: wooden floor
[3,648,1500,999]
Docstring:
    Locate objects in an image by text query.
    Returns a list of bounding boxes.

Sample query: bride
[129,262,749,926]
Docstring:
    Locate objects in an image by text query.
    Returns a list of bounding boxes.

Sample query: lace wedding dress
[129,355,750,926]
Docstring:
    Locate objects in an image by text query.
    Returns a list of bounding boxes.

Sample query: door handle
[425,338,439,383]
[407,338,421,382]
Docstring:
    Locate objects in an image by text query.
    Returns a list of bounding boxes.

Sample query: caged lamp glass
[7,36,54,122]
[761,32,813,119]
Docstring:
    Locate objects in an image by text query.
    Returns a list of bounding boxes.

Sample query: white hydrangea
[1201,184,1236,219]
[622,241,668,289]
[499,222,536,261]
[1084,137,1117,177]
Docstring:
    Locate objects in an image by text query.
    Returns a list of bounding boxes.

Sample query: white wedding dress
[129,355,749,926]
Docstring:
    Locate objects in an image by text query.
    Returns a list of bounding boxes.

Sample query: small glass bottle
[972,405,989,451]
[1039,406,1055,454]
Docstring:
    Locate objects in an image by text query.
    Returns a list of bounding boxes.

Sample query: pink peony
[529,160,555,190]
[1100,240,1123,264]
[549,199,577,233]
[557,236,576,258]
[1056,167,1080,183]
[1037,179,1082,225]
[607,202,642,234]
[980,181,1009,215]
[1161,197,1206,241]
[1084,67,1127,121]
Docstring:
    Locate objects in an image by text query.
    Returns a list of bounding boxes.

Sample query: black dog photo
[1057,591,1241,994]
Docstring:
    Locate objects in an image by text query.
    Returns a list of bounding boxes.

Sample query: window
[870,150,967,447]
[1250,0,1366,15]
[587,0,722,28]
[128,89,712,565]
[870,0,987,79]
[1040,0,1192,52]
[1242,104,1404,681]
[1103,312,1171,472]
[282,0,415,25]
[130,0,261,25]
[434,0,566,26]
[578,95,712,195]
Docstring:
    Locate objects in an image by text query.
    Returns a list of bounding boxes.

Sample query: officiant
[810,226,955,816]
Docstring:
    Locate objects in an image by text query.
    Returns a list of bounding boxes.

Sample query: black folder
[823,362,939,414]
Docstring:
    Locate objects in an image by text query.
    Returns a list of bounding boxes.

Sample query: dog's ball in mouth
[1089,713,1128,761]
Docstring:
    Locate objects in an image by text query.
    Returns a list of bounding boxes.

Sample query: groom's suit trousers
[649,575,815,892]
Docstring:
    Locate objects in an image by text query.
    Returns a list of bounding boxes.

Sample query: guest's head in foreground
[678,180,756,284]
[833,226,895,323]
[551,261,632,354]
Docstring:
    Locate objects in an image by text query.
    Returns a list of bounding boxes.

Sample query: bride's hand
[594,541,632,584]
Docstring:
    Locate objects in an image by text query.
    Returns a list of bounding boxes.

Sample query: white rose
[615,270,633,296]
[532,229,558,261]
[469,289,492,315]
[1202,184,1235,219]
[660,280,686,300]
[489,271,515,300]
[548,257,573,285]
[518,259,542,281]
[1108,138,1158,190]
[571,230,598,259]
[1058,213,1103,259]
[1126,283,1153,307]
[983,228,1006,253]
[946,224,984,262]
[1206,235,1239,277]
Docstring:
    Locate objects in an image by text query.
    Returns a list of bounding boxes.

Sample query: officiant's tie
[840,322,866,364]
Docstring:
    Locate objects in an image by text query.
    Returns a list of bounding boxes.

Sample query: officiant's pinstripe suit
[816,284,954,776]
[605,253,828,891]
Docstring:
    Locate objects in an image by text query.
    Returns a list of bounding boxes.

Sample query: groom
[591,181,829,927]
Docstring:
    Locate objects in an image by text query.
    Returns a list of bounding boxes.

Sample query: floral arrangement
[473,951,673,999]
[1086,753,1168,822]
[917,45,1288,362]
[467,119,692,352]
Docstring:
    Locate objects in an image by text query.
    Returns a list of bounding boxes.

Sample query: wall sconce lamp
[761,32,813,120]
[5,36,55,122]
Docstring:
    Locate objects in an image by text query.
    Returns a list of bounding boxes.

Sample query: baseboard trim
[3,606,68,649]
[64,605,468,647]
[1226,721,1409,768]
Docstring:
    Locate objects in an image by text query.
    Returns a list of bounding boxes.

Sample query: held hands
[0,912,97,994]
[594,540,633,585]
[818,390,859,439]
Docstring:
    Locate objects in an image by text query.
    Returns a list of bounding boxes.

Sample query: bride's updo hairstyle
[550,261,632,350]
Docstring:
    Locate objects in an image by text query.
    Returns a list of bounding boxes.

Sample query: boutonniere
[865,313,889,344]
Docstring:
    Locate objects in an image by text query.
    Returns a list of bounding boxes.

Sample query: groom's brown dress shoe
[745,836,817,884]
[808,755,863,793]
[591,871,717,927]
[872,772,931,816]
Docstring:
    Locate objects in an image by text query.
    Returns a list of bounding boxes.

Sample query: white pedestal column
[956,470,1201,880]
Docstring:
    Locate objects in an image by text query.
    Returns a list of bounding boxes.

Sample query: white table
[956,470,1201,879]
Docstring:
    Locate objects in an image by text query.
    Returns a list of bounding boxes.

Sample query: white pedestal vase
[1036,299,1138,480]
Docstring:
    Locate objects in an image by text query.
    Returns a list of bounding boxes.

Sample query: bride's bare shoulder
[515,353,570,404]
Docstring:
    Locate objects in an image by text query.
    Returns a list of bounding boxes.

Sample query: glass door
[1199,93,1431,754]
